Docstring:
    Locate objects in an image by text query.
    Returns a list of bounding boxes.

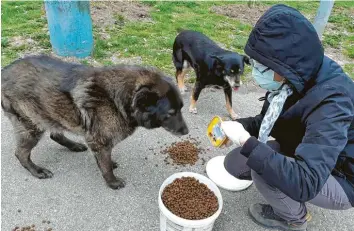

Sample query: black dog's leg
[86,137,124,190]
[173,46,189,94]
[50,132,87,152]
[175,61,191,95]
[176,69,188,94]
[224,86,238,120]
[189,80,203,114]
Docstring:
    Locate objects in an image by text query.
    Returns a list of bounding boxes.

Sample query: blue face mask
[252,60,283,91]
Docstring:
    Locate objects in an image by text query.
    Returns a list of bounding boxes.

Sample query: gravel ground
[2,86,353,231]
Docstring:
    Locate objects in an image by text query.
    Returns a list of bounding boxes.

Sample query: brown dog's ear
[132,86,159,110]
[243,55,251,65]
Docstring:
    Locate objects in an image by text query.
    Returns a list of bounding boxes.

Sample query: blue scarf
[258,84,293,143]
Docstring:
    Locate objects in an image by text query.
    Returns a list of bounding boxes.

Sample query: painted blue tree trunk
[44,1,93,58]
[313,0,335,39]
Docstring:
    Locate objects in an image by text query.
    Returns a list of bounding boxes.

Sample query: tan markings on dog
[176,70,186,92]
[189,89,197,114]
[225,93,238,120]
[176,60,191,94]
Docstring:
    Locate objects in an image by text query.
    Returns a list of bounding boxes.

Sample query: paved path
[2,86,353,231]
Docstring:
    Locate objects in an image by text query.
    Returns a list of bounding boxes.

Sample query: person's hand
[221,121,251,147]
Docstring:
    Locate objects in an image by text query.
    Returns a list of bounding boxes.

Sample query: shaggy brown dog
[2,55,189,189]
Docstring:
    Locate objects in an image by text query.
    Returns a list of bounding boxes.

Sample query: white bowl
[158,172,223,231]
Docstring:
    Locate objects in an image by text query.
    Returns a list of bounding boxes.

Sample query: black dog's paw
[107,178,126,190]
[189,105,198,114]
[230,112,239,120]
[68,143,88,152]
[31,167,54,179]
[179,86,189,95]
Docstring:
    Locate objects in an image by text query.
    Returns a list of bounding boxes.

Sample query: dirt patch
[324,47,352,66]
[10,36,37,48]
[211,4,352,70]
[111,53,143,65]
[211,4,315,26]
[210,4,270,26]
[90,1,153,27]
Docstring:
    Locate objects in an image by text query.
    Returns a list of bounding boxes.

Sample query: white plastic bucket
[158,172,223,231]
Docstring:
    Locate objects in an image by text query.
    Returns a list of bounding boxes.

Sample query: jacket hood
[244,4,324,94]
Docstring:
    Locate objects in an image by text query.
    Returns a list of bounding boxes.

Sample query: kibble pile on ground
[160,136,205,165]
[162,177,218,220]
[12,220,52,231]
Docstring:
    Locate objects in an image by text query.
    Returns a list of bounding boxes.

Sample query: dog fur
[172,30,250,119]
[1,55,189,190]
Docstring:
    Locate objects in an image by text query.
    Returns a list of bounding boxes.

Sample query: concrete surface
[2,85,354,231]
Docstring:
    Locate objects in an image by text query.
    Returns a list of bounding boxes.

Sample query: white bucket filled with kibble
[158,172,223,231]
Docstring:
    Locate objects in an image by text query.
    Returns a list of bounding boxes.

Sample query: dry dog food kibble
[161,138,205,165]
[13,221,52,231]
[162,177,218,220]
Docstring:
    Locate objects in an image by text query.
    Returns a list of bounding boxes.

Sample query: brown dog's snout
[177,125,189,136]
[162,112,189,136]
[174,116,189,136]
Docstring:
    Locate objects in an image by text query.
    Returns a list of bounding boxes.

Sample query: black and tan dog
[1,55,189,190]
[172,30,250,119]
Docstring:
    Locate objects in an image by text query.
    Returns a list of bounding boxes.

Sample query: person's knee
[251,170,268,188]
[224,148,251,180]
[251,170,282,196]
[224,147,242,172]
[251,170,261,182]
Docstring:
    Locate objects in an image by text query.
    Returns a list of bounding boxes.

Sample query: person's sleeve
[240,94,353,202]
[236,115,264,138]
[236,93,270,138]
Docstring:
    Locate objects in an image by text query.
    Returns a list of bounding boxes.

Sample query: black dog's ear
[209,55,224,76]
[243,55,251,65]
[209,55,224,69]
[132,86,159,110]
[210,55,223,63]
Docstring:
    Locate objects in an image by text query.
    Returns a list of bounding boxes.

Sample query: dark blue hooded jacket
[238,4,354,206]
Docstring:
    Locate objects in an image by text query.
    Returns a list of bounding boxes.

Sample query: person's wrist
[240,133,251,146]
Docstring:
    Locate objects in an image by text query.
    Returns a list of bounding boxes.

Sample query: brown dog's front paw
[112,161,118,169]
[68,143,88,152]
[107,178,126,190]
[31,167,54,179]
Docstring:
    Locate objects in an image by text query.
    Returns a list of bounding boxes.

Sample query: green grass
[344,64,354,79]
[1,1,51,65]
[323,34,344,48]
[1,1,353,80]
[343,35,354,59]
[321,1,354,67]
